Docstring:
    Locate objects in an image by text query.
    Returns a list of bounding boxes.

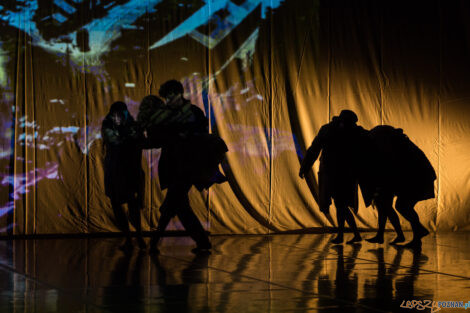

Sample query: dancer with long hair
[102,101,146,250]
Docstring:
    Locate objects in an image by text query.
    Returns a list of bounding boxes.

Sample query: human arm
[101,119,122,146]
[299,126,326,178]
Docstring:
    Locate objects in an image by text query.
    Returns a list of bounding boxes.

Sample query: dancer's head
[108,101,128,126]
[159,79,184,104]
[138,95,164,124]
[338,110,358,128]
[140,95,164,110]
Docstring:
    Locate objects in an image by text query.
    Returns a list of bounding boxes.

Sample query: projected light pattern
[1,162,59,200]
[0,0,283,80]
[0,0,291,228]
[0,0,161,75]
[151,0,282,49]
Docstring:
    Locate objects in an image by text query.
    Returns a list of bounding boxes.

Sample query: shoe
[416,226,429,240]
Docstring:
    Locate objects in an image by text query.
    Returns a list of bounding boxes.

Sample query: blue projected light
[0,0,292,225]
[150,0,282,49]
[54,0,77,15]
[0,0,283,80]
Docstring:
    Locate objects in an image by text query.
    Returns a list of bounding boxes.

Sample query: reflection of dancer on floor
[365,126,434,248]
[331,244,362,302]
[102,102,146,250]
[363,246,430,311]
[299,110,366,244]
[151,252,210,309]
[138,80,228,254]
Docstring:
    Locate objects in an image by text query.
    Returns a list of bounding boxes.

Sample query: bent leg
[177,204,211,249]
[149,191,176,252]
[171,184,211,249]
[395,197,429,246]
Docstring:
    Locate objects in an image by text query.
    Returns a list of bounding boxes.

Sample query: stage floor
[1,232,470,312]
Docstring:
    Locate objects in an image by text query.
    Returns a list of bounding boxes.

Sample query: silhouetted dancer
[365,126,435,248]
[137,80,228,254]
[299,110,366,244]
[360,127,405,245]
[102,101,146,250]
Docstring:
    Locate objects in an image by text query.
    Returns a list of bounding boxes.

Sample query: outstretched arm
[299,126,326,178]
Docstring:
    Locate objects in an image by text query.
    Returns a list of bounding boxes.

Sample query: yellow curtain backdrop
[0,0,469,235]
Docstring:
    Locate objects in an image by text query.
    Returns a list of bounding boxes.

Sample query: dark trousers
[152,182,210,248]
[111,196,143,239]
[333,198,360,237]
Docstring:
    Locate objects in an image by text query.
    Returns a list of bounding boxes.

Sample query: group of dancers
[299,110,435,248]
[102,80,227,253]
[102,80,435,253]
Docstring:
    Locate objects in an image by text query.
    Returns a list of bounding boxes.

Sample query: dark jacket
[101,114,144,204]
[157,103,209,189]
[141,100,228,190]
[367,125,436,202]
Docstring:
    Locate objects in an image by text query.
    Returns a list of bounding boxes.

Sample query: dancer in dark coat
[102,101,146,249]
[365,126,435,248]
[137,80,228,253]
[299,110,367,244]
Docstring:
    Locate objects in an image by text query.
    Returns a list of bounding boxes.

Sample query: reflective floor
[1,232,470,313]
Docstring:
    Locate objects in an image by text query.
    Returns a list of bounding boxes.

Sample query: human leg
[177,203,211,250]
[366,193,401,244]
[387,206,405,244]
[128,196,146,249]
[344,208,362,244]
[111,200,132,250]
[149,191,175,253]
[332,200,347,244]
[366,194,390,244]
[395,197,429,247]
